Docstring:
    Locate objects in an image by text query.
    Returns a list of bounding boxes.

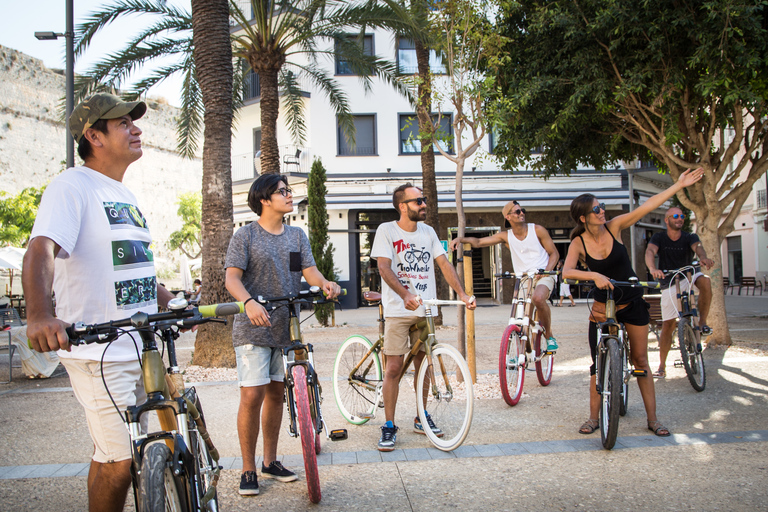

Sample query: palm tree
[229,0,413,174]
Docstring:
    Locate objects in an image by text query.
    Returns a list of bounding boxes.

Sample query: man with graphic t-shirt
[450,200,560,352]
[371,183,476,452]
[645,207,714,378]
[23,94,176,512]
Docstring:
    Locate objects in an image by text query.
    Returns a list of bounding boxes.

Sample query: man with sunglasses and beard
[450,200,560,354]
[371,183,476,451]
[645,207,714,378]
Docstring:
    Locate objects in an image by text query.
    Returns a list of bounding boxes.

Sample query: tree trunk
[190,0,236,367]
[455,162,466,355]
[254,65,282,175]
[697,219,732,346]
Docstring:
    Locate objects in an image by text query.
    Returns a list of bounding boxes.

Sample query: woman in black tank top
[562,167,705,438]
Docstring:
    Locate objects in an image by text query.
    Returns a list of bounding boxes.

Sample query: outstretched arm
[448,231,507,252]
[609,168,704,233]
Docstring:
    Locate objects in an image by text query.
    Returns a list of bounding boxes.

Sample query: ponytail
[570,194,596,240]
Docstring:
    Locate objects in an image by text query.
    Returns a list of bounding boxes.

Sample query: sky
[0,0,190,107]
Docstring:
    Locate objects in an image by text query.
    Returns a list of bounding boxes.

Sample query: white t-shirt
[371,221,445,317]
[30,166,158,362]
[507,223,550,273]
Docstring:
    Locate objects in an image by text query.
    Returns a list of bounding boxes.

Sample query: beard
[407,206,426,222]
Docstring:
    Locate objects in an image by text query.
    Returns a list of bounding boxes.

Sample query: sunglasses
[273,187,293,197]
[668,213,685,220]
[511,208,526,215]
[402,197,427,206]
[591,203,606,214]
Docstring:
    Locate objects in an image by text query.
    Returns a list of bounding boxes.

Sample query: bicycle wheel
[599,338,622,450]
[186,389,219,512]
[139,442,189,512]
[416,344,474,451]
[678,319,706,392]
[499,325,525,406]
[619,339,629,417]
[309,383,322,455]
[333,335,383,424]
[293,365,321,504]
[533,327,553,386]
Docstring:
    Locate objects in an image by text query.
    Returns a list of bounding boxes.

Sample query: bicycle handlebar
[494,270,559,279]
[421,296,476,307]
[659,262,702,275]
[564,278,660,289]
[65,301,244,346]
[256,286,347,311]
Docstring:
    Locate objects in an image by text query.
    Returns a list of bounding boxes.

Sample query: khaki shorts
[383,316,425,356]
[660,272,704,321]
[518,275,556,300]
[61,358,147,463]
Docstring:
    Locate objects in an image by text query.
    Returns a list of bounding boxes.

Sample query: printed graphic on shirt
[104,202,148,231]
[112,240,154,270]
[393,239,432,293]
[115,276,157,310]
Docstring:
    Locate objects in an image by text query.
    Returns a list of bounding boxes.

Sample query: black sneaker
[261,461,298,483]
[378,424,398,451]
[239,471,259,496]
[413,414,444,438]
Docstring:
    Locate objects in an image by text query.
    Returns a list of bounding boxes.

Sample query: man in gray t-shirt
[225,174,340,496]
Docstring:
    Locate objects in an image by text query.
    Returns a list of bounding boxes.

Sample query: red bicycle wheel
[499,325,525,406]
[293,365,321,503]
[533,327,554,386]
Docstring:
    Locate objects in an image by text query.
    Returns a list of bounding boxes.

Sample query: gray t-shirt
[225,222,315,348]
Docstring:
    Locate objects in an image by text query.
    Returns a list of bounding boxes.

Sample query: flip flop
[648,421,671,437]
[579,419,599,434]
[653,369,666,378]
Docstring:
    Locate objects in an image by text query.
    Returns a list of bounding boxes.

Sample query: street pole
[628,167,637,268]
[65,0,74,169]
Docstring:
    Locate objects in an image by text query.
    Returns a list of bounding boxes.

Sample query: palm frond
[176,60,203,159]
[279,69,308,144]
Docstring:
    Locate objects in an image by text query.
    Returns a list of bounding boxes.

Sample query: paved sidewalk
[1,295,766,510]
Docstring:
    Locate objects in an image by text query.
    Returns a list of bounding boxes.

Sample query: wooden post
[462,243,477,383]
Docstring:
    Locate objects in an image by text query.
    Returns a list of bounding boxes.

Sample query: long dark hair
[570,193,597,240]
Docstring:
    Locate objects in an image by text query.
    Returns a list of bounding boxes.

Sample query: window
[398,114,453,155]
[397,38,446,75]
[335,34,374,75]
[727,236,743,282]
[338,115,377,156]
[243,67,260,101]
[253,128,261,155]
[488,127,499,154]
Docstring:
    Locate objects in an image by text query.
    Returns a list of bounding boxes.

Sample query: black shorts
[587,298,650,375]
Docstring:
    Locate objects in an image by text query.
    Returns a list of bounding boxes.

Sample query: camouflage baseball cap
[69,93,147,143]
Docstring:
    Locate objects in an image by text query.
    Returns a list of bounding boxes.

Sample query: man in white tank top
[450,200,560,351]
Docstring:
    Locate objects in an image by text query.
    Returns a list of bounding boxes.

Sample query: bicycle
[565,277,659,449]
[254,286,349,504]
[64,298,243,512]
[333,292,475,451]
[660,263,706,391]
[494,270,559,406]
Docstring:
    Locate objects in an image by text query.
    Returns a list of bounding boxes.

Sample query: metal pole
[628,168,636,269]
[65,0,74,168]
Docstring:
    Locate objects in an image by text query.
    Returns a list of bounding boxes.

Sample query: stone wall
[0,45,203,287]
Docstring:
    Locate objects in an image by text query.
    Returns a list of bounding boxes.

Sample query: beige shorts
[518,276,555,300]
[383,315,425,356]
[61,358,147,463]
[660,272,704,321]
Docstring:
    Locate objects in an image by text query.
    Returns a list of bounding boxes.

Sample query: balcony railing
[231,147,310,182]
[232,152,257,183]
[757,188,767,210]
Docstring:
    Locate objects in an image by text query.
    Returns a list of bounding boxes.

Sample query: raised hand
[678,167,705,188]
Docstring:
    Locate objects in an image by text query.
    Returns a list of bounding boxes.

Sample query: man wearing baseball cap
[23,93,175,511]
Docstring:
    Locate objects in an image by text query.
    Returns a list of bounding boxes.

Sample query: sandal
[647,420,671,437]
[653,368,666,378]
[579,419,599,434]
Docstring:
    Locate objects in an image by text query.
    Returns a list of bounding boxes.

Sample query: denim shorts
[234,345,285,387]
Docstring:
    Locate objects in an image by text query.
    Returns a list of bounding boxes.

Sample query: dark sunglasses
[273,187,293,197]
[403,197,427,206]
[511,208,526,215]
[668,213,685,220]
[591,203,606,214]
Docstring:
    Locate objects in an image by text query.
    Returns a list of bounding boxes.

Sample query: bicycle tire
[619,335,629,417]
[533,327,553,386]
[139,442,189,512]
[293,365,321,504]
[678,319,706,392]
[333,335,382,424]
[186,389,219,512]
[416,344,474,451]
[309,383,322,455]
[599,338,622,450]
[499,325,525,406]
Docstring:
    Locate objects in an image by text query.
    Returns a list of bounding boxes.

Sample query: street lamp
[35,0,74,169]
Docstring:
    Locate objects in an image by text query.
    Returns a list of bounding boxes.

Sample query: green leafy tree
[0,187,45,247]
[491,0,768,345]
[167,191,202,259]
[307,158,336,326]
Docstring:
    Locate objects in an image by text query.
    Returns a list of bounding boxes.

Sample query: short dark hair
[392,182,422,210]
[76,118,110,161]
[247,174,288,216]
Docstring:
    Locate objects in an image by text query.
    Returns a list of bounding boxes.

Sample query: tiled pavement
[2,429,765,481]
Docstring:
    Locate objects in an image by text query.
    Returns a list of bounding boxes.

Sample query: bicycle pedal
[674,360,685,368]
[359,413,375,419]
[329,429,348,441]
[631,369,647,378]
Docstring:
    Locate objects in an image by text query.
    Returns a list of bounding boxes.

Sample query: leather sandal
[579,419,599,434]
[648,420,671,437]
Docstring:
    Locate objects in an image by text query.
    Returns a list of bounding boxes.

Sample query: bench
[1,307,24,382]
[737,276,763,296]
[723,277,735,294]
[644,295,664,343]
